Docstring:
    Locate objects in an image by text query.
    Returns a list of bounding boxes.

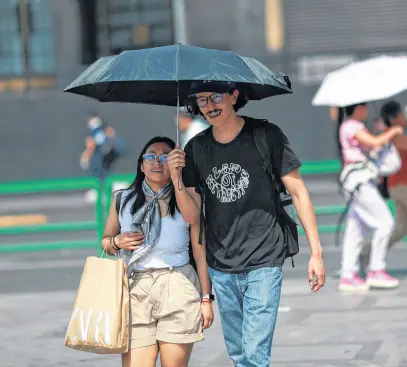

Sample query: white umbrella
[312,55,407,107]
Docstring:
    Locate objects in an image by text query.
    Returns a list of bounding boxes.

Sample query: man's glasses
[142,154,168,164]
[196,93,224,108]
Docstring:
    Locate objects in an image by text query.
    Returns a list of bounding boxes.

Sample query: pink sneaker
[339,274,369,293]
[366,270,399,289]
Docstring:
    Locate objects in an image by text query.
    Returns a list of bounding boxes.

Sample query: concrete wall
[2,0,406,182]
[185,0,267,56]
[50,0,86,89]
[0,85,338,182]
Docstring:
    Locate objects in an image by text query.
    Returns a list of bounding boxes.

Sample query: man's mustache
[206,109,222,116]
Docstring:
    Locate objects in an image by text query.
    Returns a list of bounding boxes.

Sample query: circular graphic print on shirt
[206,163,250,203]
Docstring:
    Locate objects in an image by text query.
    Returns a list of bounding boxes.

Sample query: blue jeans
[208,266,283,367]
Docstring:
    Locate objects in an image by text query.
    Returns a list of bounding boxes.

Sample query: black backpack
[193,118,300,267]
[253,119,300,266]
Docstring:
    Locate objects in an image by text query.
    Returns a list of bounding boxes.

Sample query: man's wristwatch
[201,293,215,301]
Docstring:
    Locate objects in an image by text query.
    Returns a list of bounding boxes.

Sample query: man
[169,80,325,366]
[178,111,210,149]
[359,100,407,270]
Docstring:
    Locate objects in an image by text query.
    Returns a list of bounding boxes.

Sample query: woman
[102,136,214,367]
[359,101,407,272]
[337,103,403,293]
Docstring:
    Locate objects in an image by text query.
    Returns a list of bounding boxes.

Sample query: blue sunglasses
[143,153,168,164]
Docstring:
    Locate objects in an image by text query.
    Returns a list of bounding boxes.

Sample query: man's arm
[281,170,322,258]
[282,169,325,291]
[268,123,325,291]
[168,141,202,225]
[190,222,211,294]
[172,175,201,225]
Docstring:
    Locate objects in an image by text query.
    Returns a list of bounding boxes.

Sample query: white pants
[341,183,395,279]
[359,185,407,268]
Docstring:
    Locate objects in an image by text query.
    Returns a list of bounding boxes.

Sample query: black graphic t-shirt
[183,117,302,273]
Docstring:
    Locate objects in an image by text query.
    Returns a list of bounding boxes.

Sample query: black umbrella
[64,44,292,142]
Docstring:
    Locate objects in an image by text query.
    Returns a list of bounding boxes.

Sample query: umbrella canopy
[64,44,292,106]
[312,55,407,107]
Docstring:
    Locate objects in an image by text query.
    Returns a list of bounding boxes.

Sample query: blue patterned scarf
[125,180,174,275]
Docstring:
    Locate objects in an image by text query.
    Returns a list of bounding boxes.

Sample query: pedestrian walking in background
[178,112,210,150]
[80,114,126,202]
[359,100,407,271]
[337,102,403,293]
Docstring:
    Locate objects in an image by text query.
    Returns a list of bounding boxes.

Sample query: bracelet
[201,293,215,301]
[201,299,212,304]
[111,236,120,251]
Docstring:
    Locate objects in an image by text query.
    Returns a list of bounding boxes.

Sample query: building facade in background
[0,0,175,91]
[0,0,54,90]
[1,0,407,180]
[1,0,407,90]
[281,0,407,84]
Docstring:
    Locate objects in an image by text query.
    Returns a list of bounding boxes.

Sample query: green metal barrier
[0,221,97,235]
[0,177,104,253]
[0,240,98,253]
[300,160,341,175]
[1,159,404,253]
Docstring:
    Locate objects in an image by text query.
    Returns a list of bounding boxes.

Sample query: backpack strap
[253,122,279,189]
[253,123,283,211]
[253,120,299,267]
[253,121,292,209]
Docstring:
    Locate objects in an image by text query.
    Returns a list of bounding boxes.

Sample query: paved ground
[2,177,407,366]
[1,266,407,367]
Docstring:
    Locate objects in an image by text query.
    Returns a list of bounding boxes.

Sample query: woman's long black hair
[336,107,345,164]
[335,104,365,163]
[120,136,177,217]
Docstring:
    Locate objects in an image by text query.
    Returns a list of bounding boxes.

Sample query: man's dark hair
[381,100,402,127]
[185,89,248,116]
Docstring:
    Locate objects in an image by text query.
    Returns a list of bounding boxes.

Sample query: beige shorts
[128,263,204,349]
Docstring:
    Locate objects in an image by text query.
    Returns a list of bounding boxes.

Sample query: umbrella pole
[176,81,180,146]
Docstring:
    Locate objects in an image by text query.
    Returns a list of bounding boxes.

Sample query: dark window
[28,0,55,73]
[0,0,54,76]
[96,0,174,57]
[0,0,23,75]
[79,0,98,64]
